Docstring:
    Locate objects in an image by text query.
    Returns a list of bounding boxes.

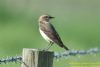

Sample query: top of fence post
[21,48,54,67]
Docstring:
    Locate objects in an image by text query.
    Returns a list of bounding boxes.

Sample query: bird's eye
[45,16,48,18]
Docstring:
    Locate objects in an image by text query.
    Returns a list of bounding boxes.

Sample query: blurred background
[0,0,100,67]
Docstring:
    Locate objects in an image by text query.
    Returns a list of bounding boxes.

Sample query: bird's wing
[40,22,64,47]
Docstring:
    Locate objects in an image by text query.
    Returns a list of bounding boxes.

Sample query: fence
[0,48,100,67]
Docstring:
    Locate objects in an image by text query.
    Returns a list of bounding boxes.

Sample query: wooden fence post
[21,48,54,67]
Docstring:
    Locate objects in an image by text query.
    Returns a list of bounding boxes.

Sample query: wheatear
[39,15,69,50]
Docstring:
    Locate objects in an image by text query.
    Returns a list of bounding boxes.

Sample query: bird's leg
[45,42,54,50]
[42,41,53,51]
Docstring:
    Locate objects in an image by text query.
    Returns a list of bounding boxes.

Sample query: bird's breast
[39,29,53,42]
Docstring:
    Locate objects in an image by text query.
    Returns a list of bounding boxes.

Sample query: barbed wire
[0,48,100,64]
[0,56,22,64]
[54,48,100,59]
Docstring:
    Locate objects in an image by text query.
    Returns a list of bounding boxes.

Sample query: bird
[38,14,69,50]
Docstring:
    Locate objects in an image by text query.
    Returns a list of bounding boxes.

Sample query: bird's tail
[57,42,69,50]
[62,45,69,50]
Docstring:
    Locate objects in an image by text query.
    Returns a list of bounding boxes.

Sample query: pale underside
[39,29,53,43]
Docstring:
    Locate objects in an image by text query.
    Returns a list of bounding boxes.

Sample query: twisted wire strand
[0,56,22,64]
[54,48,100,59]
[0,48,100,64]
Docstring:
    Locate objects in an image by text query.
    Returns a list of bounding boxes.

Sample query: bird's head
[39,15,54,22]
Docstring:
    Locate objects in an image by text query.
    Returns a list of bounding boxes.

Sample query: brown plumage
[39,15,69,50]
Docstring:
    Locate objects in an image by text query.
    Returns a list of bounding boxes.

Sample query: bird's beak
[49,16,55,19]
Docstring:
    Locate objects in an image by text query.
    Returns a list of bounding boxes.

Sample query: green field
[0,0,100,67]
